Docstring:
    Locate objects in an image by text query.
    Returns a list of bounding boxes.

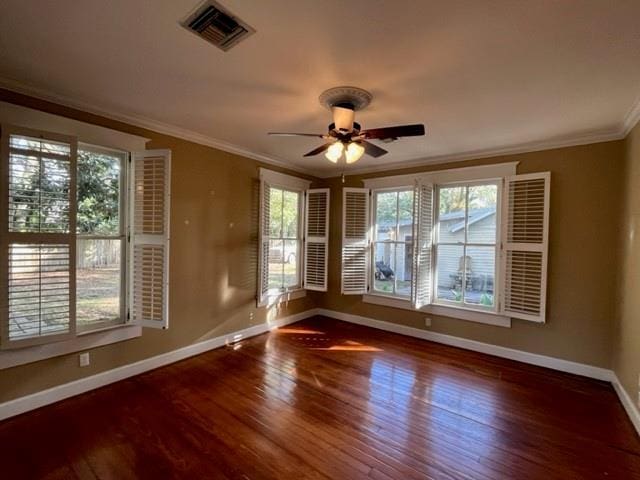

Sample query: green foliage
[269,188,299,237]
[439,185,497,214]
[375,190,413,227]
[77,150,121,234]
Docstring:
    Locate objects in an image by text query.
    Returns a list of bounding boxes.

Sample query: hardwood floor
[1,316,639,479]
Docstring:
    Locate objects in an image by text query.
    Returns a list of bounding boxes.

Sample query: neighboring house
[375,207,496,287]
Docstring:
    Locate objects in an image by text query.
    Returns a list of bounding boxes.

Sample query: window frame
[432,179,502,314]
[362,162,518,327]
[75,142,129,333]
[266,185,304,294]
[370,186,415,300]
[258,168,311,306]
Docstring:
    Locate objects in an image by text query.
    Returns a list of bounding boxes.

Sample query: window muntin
[267,186,302,292]
[76,145,127,331]
[434,182,499,310]
[372,189,414,297]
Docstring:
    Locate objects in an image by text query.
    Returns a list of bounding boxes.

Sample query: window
[434,182,499,310]
[1,125,171,350]
[372,189,414,298]
[76,145,127,331]
[258,169,329,304]
[267,187,302,291]
[352,163,550,325]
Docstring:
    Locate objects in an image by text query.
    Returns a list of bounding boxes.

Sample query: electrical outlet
[79,352,90,367]
[424,317,432,327]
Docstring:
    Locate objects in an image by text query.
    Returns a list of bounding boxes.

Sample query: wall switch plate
[424,317,432,327]
[79,352,90,367]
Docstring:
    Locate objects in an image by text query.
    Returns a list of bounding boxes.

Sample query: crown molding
[331,126,626,178]
[1,77,637,180]
[0,77,322,178]
[622,91,640,136]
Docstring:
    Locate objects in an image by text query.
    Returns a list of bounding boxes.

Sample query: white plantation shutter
[411,181,434,309]
[130,150,171,329]
[342,187,370,295]
[257,179,271,304]
[1,125,77,347]
[500,172,550,322]
[304,188,329,291]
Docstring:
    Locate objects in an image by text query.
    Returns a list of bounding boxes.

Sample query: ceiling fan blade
[361,124,425,140]
[268,132,328,138]
[361,140,388,158]
[303,143,331,157]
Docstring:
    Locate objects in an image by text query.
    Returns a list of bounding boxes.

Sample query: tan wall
[0,90,318,403]
[318,141,624,368]
[614,121,640,404]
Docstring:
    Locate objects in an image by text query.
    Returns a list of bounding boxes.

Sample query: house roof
[447,207,496,233]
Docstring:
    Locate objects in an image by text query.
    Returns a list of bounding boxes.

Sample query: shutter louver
[257,179,271,304]
[130,150,171,329]
[341,188,369,295]
[1,126,77,347]
[304,189,329,291]
[501,172,550,322]
[411,181,434,309]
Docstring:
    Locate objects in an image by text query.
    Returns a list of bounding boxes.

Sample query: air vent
[182,1,255,51]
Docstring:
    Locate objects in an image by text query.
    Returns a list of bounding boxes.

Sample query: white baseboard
[611,373,640,437]
[316,308,614,382]
[0,309,318,421]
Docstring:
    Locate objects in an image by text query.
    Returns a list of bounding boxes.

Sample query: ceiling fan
[268,86,426,164]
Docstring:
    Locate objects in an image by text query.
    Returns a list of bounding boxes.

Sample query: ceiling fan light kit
[268,86,425,165]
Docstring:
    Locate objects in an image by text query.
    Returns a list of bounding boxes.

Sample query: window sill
[362,294,511,328]
[0,324,142,370]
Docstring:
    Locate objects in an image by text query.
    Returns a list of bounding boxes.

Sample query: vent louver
[183,1,255,51]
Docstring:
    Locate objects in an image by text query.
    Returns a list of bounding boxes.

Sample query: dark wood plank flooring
[1,316,639,479]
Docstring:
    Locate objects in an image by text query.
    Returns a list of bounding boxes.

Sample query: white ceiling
[1,0,639,177]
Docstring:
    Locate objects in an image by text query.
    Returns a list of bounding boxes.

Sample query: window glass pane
[467,184,497,244]
[398,190,414,228]
[77,148,123,235]
[76,239,122,328]
[282,190,299,238]
[268,239,284,290]
[269,187,283,238]
[9,244,70,340]
[438,186,466,242]
[374,242,396,294]
[436,244,464,303]
[395,241,412,297]
[283,239,299,287]
[9,135,71,233]
[376,191,398,241]
[464,246,495,307]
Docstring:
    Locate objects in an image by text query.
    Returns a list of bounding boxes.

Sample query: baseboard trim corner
[0,308,319,421]
[316,308,613,382]
[611,373,640,437]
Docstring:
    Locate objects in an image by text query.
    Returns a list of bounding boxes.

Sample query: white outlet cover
[79,352,90,367]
